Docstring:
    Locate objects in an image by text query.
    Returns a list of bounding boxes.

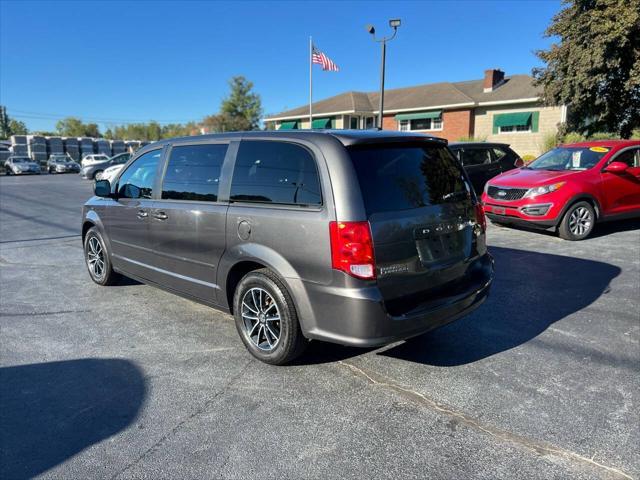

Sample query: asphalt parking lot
[1,173,638,480]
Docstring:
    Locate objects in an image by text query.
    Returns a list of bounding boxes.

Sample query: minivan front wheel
[233,269,307,365]
[558,201,595,240]
[84,227,119,285]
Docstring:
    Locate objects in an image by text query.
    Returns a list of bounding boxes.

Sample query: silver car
[47,155,81,174]
[4,156,41,175]
[82,131,494,365]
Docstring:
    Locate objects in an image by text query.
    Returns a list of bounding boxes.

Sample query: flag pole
[309,36,313,128]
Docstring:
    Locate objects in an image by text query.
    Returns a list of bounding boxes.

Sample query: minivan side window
[230,141,322,205]
[117,149,162,199]
[162,144,228,202]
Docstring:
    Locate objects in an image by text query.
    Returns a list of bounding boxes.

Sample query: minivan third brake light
[329,221,376,280]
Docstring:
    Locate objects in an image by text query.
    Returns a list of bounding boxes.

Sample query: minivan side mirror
[94,179,112,197]
[603,161,629,173]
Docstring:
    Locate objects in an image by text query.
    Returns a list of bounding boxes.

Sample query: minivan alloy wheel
[87,236,105,279]
[568,206,592,236]
[241,287,281,351]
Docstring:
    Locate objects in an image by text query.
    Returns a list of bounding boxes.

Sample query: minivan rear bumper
[299,254,493,347]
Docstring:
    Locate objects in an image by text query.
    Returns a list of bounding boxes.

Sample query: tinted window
[349,143,469,215]
[162,144,228,202]
[492,147,507,160]
[461,148,491,166]
[230,141,322,205]
[613,148,639,168]
[117,149,161,199]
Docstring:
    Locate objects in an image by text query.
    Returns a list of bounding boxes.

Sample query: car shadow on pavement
[0,358,146,479]
[492,217,640,240]
[588,217,640,239]
[379,246,621,366]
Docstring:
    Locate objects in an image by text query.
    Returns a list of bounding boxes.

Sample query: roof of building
[265,74,542,121]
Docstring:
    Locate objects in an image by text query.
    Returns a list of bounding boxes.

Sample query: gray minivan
[82,130,493,364]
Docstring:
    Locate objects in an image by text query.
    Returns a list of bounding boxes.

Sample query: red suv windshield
[526,147,608,172]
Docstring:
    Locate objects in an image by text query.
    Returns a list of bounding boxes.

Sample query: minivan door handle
[136,209,148,219]
[153,211,168,220]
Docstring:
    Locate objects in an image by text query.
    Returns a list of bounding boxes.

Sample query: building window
[498,124,531,134]
[364,117,375,129]
[348,116,359,129]
[398,117,443,131]
[493,111,539,134]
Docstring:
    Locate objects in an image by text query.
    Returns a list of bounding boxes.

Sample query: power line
[7,109,198,125]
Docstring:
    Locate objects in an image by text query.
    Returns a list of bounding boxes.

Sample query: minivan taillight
[329,221,376,280]
[475,203,487,232]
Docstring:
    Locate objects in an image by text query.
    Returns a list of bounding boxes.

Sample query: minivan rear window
[348,143,469,215]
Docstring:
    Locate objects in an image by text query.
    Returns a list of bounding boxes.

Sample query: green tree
[220,76,263,131]
[8,119,28,136]
[55,117,84,137]
[533,0,640,138]
[0,106,29,138]
[0,106,10,139]
[85,123,101,138]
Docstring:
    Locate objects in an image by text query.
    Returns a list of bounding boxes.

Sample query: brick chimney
[483,69,505,92]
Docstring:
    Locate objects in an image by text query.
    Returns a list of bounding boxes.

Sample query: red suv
[481,140,640,240]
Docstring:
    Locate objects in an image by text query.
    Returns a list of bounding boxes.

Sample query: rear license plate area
[414,227,470,267]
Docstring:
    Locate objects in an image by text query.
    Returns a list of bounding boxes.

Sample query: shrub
[456,135,487,142]
[588,132,619,140]
[522,154,537,164]
[562,132,586,144]
[542,132,559,152]
[631,129,640,139]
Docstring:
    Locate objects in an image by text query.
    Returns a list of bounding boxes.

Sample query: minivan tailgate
[347,141,486,309]
[370,204,481,303]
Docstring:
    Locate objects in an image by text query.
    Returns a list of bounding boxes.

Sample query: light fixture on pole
[366,19,401,129]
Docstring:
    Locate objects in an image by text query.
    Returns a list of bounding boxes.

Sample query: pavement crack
[110,358,253,480]
[338,360,633,480]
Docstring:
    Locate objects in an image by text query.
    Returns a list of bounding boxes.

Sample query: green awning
[494,112,532,127]
[395,110,442,121]
[311,117,332,129]
[279,121,298,130]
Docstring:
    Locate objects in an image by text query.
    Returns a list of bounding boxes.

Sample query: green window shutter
[531,111,539,132]
[311,117,332,129]
[395,110,442,121]
[279,121,298,130]
[493,116,499,134]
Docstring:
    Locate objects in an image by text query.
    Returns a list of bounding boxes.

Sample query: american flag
[312,46,339,72]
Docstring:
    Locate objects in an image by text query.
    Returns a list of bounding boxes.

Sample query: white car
[101,163,125,182]
[81,154,110,168]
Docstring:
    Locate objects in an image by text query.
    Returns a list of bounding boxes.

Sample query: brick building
[263,69,566,156]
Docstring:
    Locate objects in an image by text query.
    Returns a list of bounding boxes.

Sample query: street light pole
[378,40,386,131]
[367,19,401,130]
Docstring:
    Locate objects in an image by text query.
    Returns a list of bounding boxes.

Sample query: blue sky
[0,0,560,132]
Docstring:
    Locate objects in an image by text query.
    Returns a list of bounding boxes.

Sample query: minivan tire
[84,227,120,286]
[93,170,103,180]
[558,201,595,241]
[233,268,307,365]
